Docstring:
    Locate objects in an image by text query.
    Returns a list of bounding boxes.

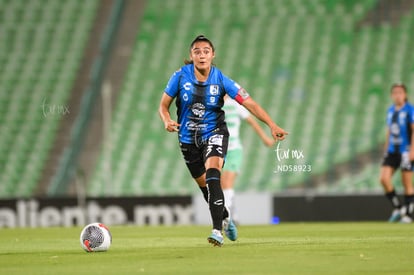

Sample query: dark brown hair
[184,35,215,65]
[391,83,408,102]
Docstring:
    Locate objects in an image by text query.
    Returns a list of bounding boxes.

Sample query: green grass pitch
[0,223,412,274]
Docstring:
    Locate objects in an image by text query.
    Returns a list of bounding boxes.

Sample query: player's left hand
[271,126,288,141]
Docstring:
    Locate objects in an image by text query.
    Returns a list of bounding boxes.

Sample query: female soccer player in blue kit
[158,35,287,246]
[380,84,414,223]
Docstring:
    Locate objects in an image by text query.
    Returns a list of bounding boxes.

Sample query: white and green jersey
[223,98,250,150]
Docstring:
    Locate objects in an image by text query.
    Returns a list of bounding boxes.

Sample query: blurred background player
[222,95,275,223]
[380,84,414,223]
[159,35,287,246]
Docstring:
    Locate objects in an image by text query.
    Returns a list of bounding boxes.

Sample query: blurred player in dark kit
[380,84,414,223]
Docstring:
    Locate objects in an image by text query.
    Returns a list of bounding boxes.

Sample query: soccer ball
[80,223,112,252]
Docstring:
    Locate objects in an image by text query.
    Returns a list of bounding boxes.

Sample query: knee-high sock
[200,185,228,220]
[206,168,224,230]
[385,190,401,209]
[404,194,414,216]
[199,186,209,202]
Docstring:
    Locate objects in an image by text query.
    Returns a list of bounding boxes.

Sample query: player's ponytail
[391,83,408,102]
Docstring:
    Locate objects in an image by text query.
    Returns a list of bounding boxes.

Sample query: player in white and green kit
[222,95,275,222]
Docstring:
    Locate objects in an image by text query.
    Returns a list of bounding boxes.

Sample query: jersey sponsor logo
[390,123,400,135]
[183,93,188,101]
[185,121,207,131]
[209,96,215,104]
[183,82,191,91]
[209,85,219,95]
[191,103,205,117]
[208,134,223,146]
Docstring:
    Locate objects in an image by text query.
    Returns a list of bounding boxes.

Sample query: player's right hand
[164,119,180,132]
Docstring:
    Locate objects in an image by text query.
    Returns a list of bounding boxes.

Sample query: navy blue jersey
[386,103,414,153]
[164,64,250,144]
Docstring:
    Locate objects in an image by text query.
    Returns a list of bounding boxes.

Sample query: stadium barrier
[272,194,391,222]
[0,194,393,228]
[0,196,192,228]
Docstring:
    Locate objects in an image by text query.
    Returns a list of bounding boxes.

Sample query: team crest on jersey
[191,103,205,118]
[209,85,219,95]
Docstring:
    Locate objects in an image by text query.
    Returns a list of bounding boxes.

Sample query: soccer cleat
[388,209,402,222]
[223,217,238,241]
[399,215,412,224]
[207,229,224,247]
[222,206,238,241]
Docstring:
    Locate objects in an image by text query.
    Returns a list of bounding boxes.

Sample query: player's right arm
[159,93,180,132]
[159,69,182,132]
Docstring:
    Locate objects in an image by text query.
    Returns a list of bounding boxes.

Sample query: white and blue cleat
[207,229,224,247]
[223,217,238,241]
[388,209,402,223]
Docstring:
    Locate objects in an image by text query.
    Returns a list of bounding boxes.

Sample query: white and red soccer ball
[80,223,112,252]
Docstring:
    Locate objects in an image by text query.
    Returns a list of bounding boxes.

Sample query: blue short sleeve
[410,105,414,124]
[164,68,182,98]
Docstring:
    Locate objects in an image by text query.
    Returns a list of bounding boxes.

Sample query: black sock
[404,194,414,216]
[199,185,229,220]
[199,186,209,202]
[206,168,224,231]
[385,190,401,209]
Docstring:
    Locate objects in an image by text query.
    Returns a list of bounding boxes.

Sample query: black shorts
[382,152,414,171]
[180,133,229,179]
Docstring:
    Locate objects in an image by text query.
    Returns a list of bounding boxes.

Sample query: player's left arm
[241,97,288,141]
